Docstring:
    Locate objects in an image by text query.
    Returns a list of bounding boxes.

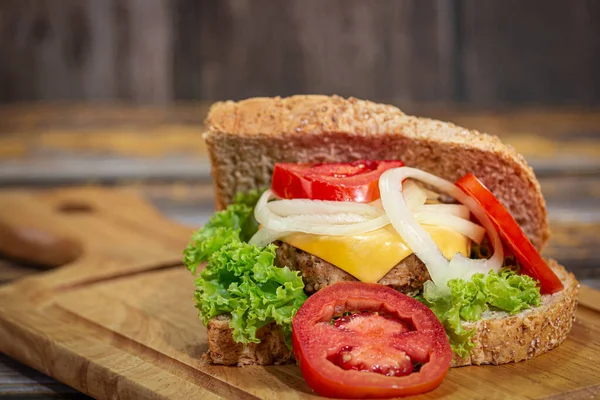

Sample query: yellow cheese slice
[281,225,469,283]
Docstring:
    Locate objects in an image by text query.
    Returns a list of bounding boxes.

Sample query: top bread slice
[203,95,549,251]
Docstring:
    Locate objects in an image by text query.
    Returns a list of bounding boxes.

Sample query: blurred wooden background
[1,0,599,105]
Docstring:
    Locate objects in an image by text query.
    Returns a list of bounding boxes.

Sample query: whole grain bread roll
[204,95,549,250]
[201,95,578,367]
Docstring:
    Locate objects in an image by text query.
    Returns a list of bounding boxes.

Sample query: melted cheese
[281,225,469,283]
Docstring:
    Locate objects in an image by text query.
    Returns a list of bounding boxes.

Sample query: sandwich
[184,95,578,397]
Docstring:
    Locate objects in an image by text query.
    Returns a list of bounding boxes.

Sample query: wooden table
[0,103,599,398]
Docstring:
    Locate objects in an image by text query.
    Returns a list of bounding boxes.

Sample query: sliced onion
[248,227,291,247]
[403,180,428,211]
[369,198,383,210]
[414,211,485,243]
[351,186,441,214]
[379,167,504,287]
[423,187,442,202]
[255,187,483,246]
[268,198,383,218]
[416,204,470,220]
[282,213,371,225]
[255,190,389,236]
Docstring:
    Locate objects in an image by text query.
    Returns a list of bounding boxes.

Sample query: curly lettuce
[183,190,307,346]
[419,269,542,358]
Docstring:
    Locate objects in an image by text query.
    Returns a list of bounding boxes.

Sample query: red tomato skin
[271,160,404,202]
[295,338,450,399]
[455,173,563,294]
[292,282,452,399]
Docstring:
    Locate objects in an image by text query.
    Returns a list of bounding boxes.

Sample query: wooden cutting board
[0,187,599,400]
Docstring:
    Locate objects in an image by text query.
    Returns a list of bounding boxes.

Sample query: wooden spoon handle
[0,221,83,268]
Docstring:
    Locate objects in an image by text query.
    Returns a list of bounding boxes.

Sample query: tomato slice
[292,282,452,399]
[271,160,404,202]
[455,173,563,294]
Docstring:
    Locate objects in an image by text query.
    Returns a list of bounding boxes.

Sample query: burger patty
[274,241,431,295]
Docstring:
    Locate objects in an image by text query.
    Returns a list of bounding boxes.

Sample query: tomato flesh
[292,282,452,399]
[455,173,563,294]
[271,160,404,202]
[328,344,413,377]
[333,311,411,334]
[330,312,414,377]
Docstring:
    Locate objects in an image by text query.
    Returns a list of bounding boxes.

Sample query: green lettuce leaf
[419,269,542,358]
[183,199,257,274]
[183,192,307,346]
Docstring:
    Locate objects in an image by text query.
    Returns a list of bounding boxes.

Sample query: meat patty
[274,241,430,295]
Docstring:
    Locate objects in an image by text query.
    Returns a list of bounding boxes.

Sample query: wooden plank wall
[458,0,600,104]
[0,0,598,105]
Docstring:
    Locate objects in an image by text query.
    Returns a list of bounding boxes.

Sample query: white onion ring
[404,180,428,211]
[268,198,383,217]
[282,213,371,225]
[416,204,470,220]
[248,227,292,247]
[254,190,390,236]
[413,211,485,243]
[379,167,503,287]
[251,186,486,252]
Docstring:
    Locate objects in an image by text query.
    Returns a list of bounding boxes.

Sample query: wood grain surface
[0,103,599,398]
[0,187,598,400]
[2,1,600,105]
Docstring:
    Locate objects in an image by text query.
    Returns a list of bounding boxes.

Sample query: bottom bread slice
[205,315,293,366]
[452,260,579,366]
[205,260,578,367]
